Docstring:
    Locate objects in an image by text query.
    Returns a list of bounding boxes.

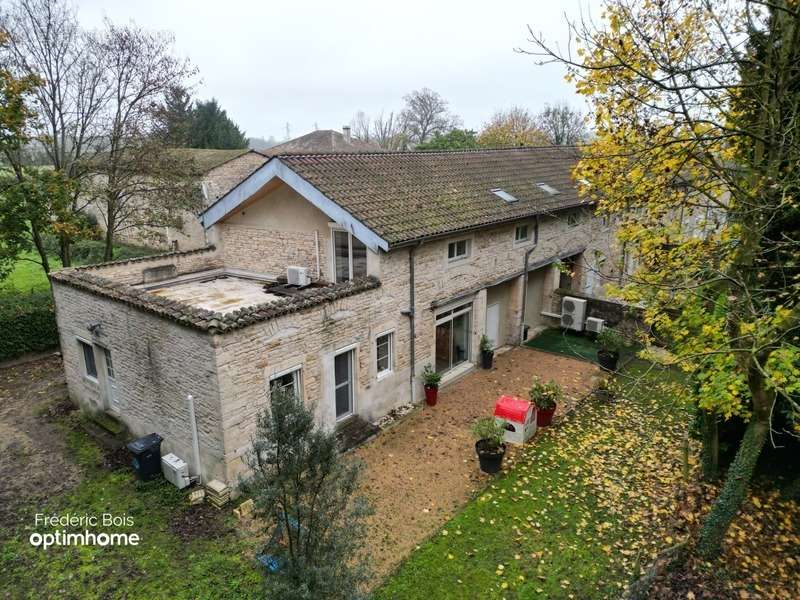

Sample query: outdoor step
[335,415,380,452]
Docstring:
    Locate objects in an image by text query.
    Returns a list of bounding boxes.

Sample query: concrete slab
[148,276,281,314]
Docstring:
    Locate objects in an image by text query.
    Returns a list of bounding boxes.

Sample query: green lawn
[0,417,262,599]
[0,251,57,294]
[524,328,638,365]
[376,361,692,599]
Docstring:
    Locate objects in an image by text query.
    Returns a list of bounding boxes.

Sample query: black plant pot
[480,349,494,369]
[597,349,620,371]
[475,440,506,474]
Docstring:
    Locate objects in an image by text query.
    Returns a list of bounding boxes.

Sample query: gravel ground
[354,346,601,579]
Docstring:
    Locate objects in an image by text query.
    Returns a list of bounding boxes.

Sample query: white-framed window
[333,345,356,420]
[78,338,98,380]
[514,224,529,244]
[331,227,367,283]
[269,366,303,400]
[447,239,470,262]
[375,331,394,378]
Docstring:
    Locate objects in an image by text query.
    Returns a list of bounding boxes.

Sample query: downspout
[314,230,321,279]
[187,394,203,483]
[520,245,536,344]
[403,243,421,404]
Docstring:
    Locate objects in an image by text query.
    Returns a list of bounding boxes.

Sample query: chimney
[342,125,351,143]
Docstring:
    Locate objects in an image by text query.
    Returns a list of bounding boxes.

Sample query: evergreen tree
[188,98,248,149]
[243,387,372,600]
[155,84,193,146]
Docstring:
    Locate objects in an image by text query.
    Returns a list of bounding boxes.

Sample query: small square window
[79,340,97,379]
[567,212,580,227]
[514,224,529,242]
[447,239,469,261]
[376,332,394,377]
[270,368,302,400]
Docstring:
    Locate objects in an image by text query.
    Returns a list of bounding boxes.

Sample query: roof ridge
[276,145,584,159]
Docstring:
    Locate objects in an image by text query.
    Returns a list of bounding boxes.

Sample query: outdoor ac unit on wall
[561,296,588,331]
[585,317,605,334]
[287,266,310,287]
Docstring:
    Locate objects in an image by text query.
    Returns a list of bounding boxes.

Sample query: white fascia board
[201,158,389,252]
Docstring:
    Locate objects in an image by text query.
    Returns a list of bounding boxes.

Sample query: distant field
[0,252,57,294]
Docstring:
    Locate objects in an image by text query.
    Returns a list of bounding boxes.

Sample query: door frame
[485,302,501,349]
[96,344,120,414]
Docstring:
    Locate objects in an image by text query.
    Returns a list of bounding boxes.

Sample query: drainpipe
[314,230,321,280]
[187,394,203,483]
[520,246,536,344]
[402,243,421,404]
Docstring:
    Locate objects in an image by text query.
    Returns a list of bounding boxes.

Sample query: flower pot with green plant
[529,377,563,427]
[421,364,442,406]
[472,416,507,474]
[594,376,616,402]
[479,334,494,369]
[596,327,624,371]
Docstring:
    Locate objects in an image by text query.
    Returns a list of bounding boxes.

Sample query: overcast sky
[75,0,602,142]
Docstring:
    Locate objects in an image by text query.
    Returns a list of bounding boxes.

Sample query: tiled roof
[168,148,256,173]
[50,267,381,335]
[264,130,382,155]
[277,146,588,246]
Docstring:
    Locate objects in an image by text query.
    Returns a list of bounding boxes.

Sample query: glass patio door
[434,303,472,373]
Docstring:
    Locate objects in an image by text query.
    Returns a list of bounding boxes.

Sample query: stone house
[51,146,618,484]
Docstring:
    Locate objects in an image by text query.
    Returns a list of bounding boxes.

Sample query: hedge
[0,290,59,362]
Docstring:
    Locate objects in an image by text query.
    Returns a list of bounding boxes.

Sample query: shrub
[471,416,505,450]
[597,327,625,354]
[421,364,442,387]
[0,291,58,361]
[529,377,563,411]
[479,334,493,353]
[243,387,372,600]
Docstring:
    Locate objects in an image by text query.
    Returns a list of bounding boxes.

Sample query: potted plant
[597,327,625,371]
[594,376,615,402]
[529,377,562,427]
[421,364,441,406]
[471,416,507,474]
[479,334,494,370]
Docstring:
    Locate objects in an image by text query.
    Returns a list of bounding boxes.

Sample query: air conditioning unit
[286,266,310,287]
[561,296,588,331]
[585,317,605,334]
[161,453,190,489]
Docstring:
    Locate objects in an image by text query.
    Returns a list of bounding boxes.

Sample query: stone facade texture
[53,177,621,485]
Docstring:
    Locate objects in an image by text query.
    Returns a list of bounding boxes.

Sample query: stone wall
[220,224,324,280]
[75,246,222,285]
[52,281,226,483]
[211,283,407,481]
[203,152,268,203]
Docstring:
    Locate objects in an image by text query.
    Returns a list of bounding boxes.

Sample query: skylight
[536,182,561,196]
[491,188,518,203]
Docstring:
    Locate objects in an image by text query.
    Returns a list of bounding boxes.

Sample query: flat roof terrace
[142,274,282,314]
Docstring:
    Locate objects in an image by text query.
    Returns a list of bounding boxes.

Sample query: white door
[334,349,354,420]
[103,348,120,412]
[486,303,501,349]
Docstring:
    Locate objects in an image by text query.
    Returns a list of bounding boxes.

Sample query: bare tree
[372,111,406,150]
[350,110,372,143]
[536,102,588,145]
[399,88,461,146]
[1,0,111,265]
[87,20,200,260]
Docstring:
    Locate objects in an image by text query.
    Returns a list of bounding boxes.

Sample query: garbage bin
[126,433,163,481]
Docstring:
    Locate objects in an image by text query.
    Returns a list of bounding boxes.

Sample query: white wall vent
[585,316,605,334]
[561,296,588,331]
[287,266,310,287]
[162,453,190,489]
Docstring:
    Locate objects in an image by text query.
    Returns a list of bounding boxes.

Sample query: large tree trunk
[697,375,772,558]
[31,223,51,274]
[700,410,719,481]
[104,198,115,262]
[59,237,72,268]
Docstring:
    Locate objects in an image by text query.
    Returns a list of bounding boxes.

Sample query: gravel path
[355,346,601,579]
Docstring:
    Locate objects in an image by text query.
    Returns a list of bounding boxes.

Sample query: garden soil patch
[355,347,600,579]
[0,356,81,532]
[170,503,235,542]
